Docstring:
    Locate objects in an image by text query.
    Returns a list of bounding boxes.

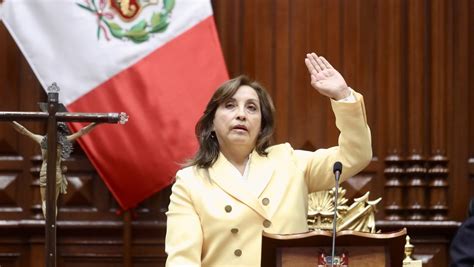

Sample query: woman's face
[212,85,262,153]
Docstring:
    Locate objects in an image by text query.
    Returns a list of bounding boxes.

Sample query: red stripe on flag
[67,16,228,210]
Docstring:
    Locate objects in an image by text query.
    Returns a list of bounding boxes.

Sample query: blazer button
[225,205,232,213]
[262,198,270,206]
[263,219,272,228]
[231,228,239,234]
[234,249,242,257]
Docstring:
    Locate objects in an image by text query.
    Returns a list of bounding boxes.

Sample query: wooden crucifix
[0,83,128,267]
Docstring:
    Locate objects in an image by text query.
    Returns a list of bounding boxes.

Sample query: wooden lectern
[261,228,407,267]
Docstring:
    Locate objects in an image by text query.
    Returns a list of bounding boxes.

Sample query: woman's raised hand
[304,53,350,100]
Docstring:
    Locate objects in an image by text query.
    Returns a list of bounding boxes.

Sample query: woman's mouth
[232,125,248,132]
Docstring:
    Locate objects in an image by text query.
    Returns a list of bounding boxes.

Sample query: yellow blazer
[165,92,372,266]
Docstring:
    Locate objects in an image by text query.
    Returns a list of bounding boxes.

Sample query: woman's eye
[247,105,257,112]
[225,102,235,109]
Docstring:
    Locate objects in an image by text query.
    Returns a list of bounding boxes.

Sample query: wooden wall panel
[405,0,428,222]
[273,0,290,143]
[377,0,406,221]
[212,0,241,77]
[447,0,471,221]
[1,0,473,266]
[428,0,450,221]
[471,0,474,165]
[470,0,474,207]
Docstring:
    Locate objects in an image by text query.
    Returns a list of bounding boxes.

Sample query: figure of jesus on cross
[11,119,98,217]
[0,83,128,267]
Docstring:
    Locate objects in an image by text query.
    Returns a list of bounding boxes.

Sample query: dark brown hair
[188,75,275,168]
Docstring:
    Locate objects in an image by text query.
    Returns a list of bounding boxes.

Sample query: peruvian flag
[1,0,228,210]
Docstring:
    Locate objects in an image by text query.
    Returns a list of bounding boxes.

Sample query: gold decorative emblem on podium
[308,187,382,266]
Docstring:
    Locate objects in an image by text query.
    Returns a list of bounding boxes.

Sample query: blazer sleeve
[165,171,203,266]
[293,90,372,192]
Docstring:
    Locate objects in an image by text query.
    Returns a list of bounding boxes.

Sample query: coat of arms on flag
[77,0,175,43]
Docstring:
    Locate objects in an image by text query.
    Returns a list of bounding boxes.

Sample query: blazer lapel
[247,150,276,198]
[208,153,269,219]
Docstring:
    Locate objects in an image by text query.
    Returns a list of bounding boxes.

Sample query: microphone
[333,161,342,181]
[331,161,342,267]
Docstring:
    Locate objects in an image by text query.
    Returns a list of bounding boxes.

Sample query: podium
[261,228,407,267]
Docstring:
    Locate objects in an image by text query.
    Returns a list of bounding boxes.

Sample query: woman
[12,121,98,217]
[165,53,372,266]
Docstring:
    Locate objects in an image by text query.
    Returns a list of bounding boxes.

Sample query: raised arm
[67,122,98,141]
[298,52,372,191]
[11,121,43,144]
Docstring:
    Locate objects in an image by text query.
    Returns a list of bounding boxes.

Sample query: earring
[210,131,216,139]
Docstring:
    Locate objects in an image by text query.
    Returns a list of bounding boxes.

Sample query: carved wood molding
[383,154,450,221]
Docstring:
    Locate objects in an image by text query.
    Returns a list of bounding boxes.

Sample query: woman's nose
[236,106,246,120]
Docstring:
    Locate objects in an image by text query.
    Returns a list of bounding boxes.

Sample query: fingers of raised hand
[308,53,322,72]
[306,53,330,73]
[319,56,333,69]
[305,58,318,76]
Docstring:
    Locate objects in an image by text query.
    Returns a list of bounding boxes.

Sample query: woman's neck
[220,146,252,175]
